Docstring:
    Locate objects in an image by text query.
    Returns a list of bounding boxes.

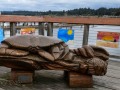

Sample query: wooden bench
[11,66,93,88]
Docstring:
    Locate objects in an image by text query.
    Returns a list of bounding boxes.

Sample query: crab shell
[2,35,64,48]
[0,35,69,61]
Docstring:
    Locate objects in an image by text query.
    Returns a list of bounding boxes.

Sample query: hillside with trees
[1,7,120,16]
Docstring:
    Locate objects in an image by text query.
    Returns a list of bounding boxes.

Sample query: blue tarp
[0,28,4,43]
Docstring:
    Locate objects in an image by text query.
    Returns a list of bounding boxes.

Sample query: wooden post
[10,22,16,36]
[11,69,34,84]
[47,23,53,36]
[0,22,4,37]
[3,29,5,37]
[82,24,89,46]
[68,71,93,88]
[38,22,44,35]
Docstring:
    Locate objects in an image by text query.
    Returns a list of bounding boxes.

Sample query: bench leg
[64,70,69,81]
[68,71,93,88]
[11,69,35,84]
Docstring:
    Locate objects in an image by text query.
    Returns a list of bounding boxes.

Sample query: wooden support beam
[68,72,93,88]
[47,23,53,36]
[10,22,16,36]
[11,69,34,84]
[38,22,44,35]
[82,25,89,46]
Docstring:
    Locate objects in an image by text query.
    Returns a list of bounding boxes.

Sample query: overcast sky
[0,0,120,11]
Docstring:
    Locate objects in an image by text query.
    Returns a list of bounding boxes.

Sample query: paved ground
[0,59,120,90]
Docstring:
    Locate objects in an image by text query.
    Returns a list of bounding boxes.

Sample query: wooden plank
[44,16,120,25]
[0,15,120,25]
[82,24,89,46]
[93,85,113,90]
[108,60,120,67]
[0,15,44,22]
[108,64,120,71]
[93,77,120,90]
[94,75,120,85]
[107,61,120,78]
[106,69,120,78]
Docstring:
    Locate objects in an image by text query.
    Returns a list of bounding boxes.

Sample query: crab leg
[0,48,29,56]
[38,49,55,61]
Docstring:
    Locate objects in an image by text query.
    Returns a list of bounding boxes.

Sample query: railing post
[82,24,89,46]
[38,22,44,35]
[10,22,16,36]
[47,23,53,36]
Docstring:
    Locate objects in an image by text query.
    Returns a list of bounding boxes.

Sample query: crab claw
[87,57,108,75]
[49,45,61,60]
[90,45,109,60]
[0,43,9,48]
[38,49,55,61]
[0,48,29,56]
[70,45,94,58]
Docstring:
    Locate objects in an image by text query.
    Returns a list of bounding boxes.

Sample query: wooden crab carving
[0,35,109,76]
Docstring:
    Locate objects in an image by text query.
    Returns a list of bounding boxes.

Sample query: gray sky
[0,0,120,11]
